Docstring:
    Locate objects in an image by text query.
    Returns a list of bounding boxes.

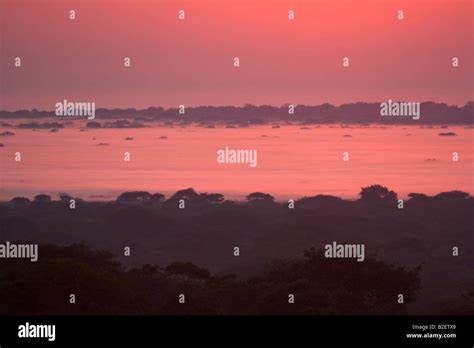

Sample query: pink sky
[1,0,473,110]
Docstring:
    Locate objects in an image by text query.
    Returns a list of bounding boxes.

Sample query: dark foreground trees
[1,186,471,314]
[0,244,420,315]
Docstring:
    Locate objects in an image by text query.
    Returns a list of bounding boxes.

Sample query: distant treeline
[3,185,472,206]
[1,102,473,124]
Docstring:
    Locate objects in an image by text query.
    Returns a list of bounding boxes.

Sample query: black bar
[0,315,472,345]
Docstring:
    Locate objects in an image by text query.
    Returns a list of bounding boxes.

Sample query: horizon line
[1,100,473,114]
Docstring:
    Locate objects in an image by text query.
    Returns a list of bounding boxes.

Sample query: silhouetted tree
[8,197,30,206]
[117,191,152,203]
[169,188,200,202]
[246,192,275,205]
[296,194,347,210]
[434,191,469,201]
[33,194,51,203]
[359,185,397,205]
[59,194,72,202]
